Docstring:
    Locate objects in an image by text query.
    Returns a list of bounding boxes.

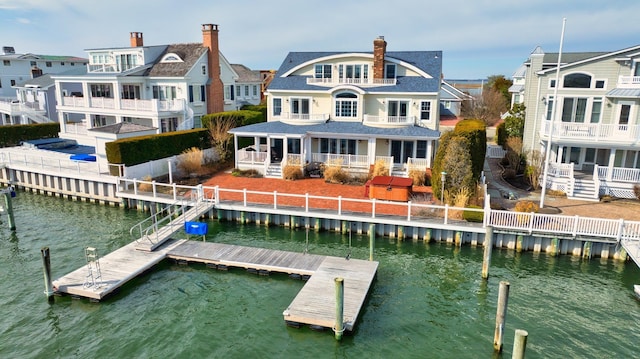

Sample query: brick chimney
[373,36,386,79]
[130,32,143,47]
[202,24,224,114]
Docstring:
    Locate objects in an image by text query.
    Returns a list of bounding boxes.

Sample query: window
[61,62,65,66]
[390,140,414,164]
[291,98,310,119]
[319,138,356,155]
[549,79,556,88]
[3,60,10,66]
[92,115,107,127]
[236,86,241,97]
[416,140,427,158]
[595,80,605,89]
[224,85,231,100]
[45,61,52,67]
[90,84,112,98]
[273,98,282,116]
[244,85,249,97]
[122,117,133,123]
[121,85,141,99]
[30,61,36,67]
[160,117,179,132]
[71,62,75,66]
[388,100,409,120]
[10,79,16,86]
[619,104,631,128]
[335,93,358,118]
[201,65,206,75]
[590,98,602,123]
[385,64,396,79]
[420,101,431,120]
[314,64,332,79]
[337,64,368,83]
[545,97,554,120]
[189,85,205,102]
[253,85,258,97]
[118,54,136,70]
[563,73,591,88]
[288,138,301,154]
[561,98,587,122]
[152,85,176,100]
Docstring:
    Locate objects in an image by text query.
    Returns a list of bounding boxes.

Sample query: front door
[270,138,283,163]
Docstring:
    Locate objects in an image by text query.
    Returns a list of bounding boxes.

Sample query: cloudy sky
[2,0,640,79]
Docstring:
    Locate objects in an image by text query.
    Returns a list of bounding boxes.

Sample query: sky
[2,0,640,79]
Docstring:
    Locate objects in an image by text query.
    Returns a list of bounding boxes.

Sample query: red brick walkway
[201,172,433,216]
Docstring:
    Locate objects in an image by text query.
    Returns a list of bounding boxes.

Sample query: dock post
[240,211,246,224]
[516,235,524,252]
[341,220,347,234]
[264,213,271,227]
[493,280,510,352]
[425,228,432,242]
[398,225,404,240]
[334,277,344,340]
[41,247,54,303]
[550,237,559,256]
[454,231,462,247]
[482,226,493,279]
[2,191,16,231]
[369,223,375,261]
[314,218,321,232]
[582,241,592,259]
[512,329,528,359]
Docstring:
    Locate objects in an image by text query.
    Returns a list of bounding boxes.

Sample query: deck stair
[569,178,599,201]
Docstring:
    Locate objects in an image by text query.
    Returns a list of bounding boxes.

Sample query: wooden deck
[52,238,186,300]
[167,241,378,332]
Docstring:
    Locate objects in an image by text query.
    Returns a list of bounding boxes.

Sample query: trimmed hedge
[105,128,209,166]
[0,123,60,147]
[201,110,264,129]
[496,122,506,147]
[454,119,486,180]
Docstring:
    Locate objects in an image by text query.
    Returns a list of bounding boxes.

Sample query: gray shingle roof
[229,120,440,139]
[14,74,55,88]
[146,43,207,77]
[268,50,442,93]
[231,64,261,82]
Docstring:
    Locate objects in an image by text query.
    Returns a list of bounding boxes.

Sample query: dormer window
[315,64,332,79]
[385,64,396,79]
[338,64,369,83]
[161,53,184,63]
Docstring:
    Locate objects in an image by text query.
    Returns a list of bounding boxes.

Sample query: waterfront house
[229,36,443,179]
[518,45,640,200]
[0,46,87,124]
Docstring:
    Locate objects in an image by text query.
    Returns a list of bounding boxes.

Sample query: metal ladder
[83,247,102,289]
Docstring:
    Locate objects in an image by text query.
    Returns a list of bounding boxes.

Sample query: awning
[508,84,524,93]
[606,88,640,98]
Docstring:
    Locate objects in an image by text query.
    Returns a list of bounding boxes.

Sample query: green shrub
[0,123,60,147]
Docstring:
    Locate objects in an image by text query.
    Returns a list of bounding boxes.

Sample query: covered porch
[229,121,439,179]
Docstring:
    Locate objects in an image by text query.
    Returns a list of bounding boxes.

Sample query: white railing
[311,153,369,168]
[548,162,574,178]
[277,112,330,122]
[64,123,88,135]
[618,75,640,86]
[115,178,640,242]
[597,166,640,183]
[237,149,268,164]
[407,157,429,169]
[0,150,105,176]
[540,119,640,143]
[285,154,303,165]
[363,115,416,126]
[306,77,397,86]
[61,97,185,113]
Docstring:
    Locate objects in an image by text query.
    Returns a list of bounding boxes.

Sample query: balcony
[617,75,640,88]
[88,63,139,73]
[276,112,329,125]
[540,119,640,144]
[363,115,416,128]
[306,77,397,87]
[60,97,185,114]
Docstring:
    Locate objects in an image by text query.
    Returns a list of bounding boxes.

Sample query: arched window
[563,73,591,88]
[334,92,358,118]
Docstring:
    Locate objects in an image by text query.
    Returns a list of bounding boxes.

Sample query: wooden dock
[52,238,186,300]
[167,241,378,332]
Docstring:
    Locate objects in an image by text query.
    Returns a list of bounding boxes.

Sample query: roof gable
[146,43,207,77]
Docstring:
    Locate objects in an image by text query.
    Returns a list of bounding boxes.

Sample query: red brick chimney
[373,36,386,79]
[202,24,224,114]
[130,32,143,47]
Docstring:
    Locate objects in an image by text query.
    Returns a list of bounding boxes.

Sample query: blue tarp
[185,222,208,236]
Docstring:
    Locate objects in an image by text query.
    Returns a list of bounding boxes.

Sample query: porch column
[427,140,434,168]
[112,82,122,110]
[607,149,616,181]
[81,82,90,108]
[303,135,311,164]
[368,138,376,165]
[233,134,239,169]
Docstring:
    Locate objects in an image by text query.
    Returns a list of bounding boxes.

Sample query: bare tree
[461,88,508,126]
[525,150,543,190]
[207,114,237,162]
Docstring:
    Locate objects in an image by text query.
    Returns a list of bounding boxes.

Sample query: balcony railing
[61,97,185,113]
[597,165,640,183]
[618,75,640,87]
[276,112,329,123]
[306,77,397,86]
[88,63,139,73]
[311,153,369,168]
[363,115,416,127]
[540,119,640,143]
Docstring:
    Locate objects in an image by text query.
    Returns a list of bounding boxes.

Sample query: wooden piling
[3,191,16,231]
[41,247,54,302]
[482,226,493,279]
[583,241,592,259]
[512,329,528,359]
[493,280,510,352]
[454,231,462,247]
[369,224,375,261]
[516,235,524,252]
[334,277,344,340]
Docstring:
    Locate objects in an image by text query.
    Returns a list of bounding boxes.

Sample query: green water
[1,192,639,358]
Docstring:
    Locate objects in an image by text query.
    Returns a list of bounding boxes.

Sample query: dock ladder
[83,247,103,289]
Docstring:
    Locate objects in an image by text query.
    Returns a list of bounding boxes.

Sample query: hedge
[0,123,60,148]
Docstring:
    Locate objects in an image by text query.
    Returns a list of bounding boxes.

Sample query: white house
[229,36,442,179]
[230,64,262,108]
[0,46,87,123]
[520,45,640,199]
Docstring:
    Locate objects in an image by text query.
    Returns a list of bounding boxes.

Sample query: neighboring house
[446,79,485,97]
[230,64,262,108]
[519,45,640,200]
[229,36,442,179]
[508,64,526,107]
[7,74,58,125]
[50,24,231,162]
[0,46,87,123]
[440,80,471,119]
